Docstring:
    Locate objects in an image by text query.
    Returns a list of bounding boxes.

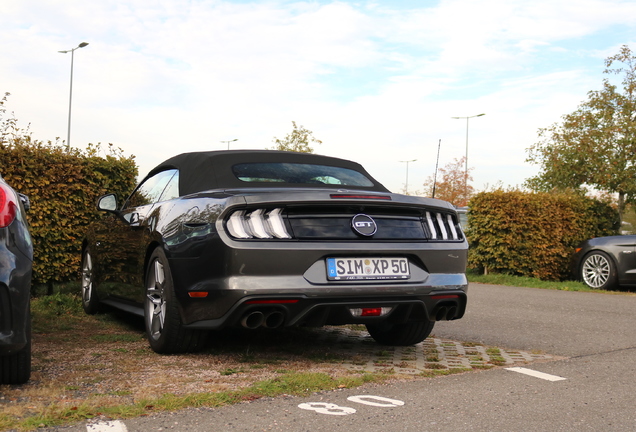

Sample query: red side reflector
[245,299,299,304]
[330,194,392,200]
[361,308,382,317]
[431,295,460,300]
[188,292,209,298]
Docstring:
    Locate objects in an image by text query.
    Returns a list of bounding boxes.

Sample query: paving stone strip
[317,327,554,375]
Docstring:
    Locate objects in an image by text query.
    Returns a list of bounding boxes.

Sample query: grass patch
[425,362,445,369]
[423,346,439,363]
[31,293,84,329]
[466,269,634,293]
[220,368,243,376]
[420,367,469,377]
[425,354,439,362]
[306,352,347,362]
[247,372,376,398]
[486,348,507,366]
[3,372,388,431]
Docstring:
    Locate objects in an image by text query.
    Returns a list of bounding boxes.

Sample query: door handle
[129,212,141,227]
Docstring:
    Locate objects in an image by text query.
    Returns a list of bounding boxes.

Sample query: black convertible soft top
[147,150,390,196]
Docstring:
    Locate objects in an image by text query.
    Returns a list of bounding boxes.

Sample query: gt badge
[351,214,377,237]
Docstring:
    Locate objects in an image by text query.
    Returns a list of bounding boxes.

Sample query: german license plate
[326,257,410,281]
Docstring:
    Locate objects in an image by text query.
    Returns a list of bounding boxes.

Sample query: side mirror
[97,194,118,212]
[18,194,31,212]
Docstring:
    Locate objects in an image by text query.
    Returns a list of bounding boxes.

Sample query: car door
[614,237,636,285]
[95,169,179,304]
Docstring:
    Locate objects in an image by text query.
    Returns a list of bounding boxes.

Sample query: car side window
[124,169,178,209]
[159,170,180,202]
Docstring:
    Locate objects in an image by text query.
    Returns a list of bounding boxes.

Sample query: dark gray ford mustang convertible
[82,150,468,353]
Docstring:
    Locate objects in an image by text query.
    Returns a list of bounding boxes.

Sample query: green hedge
[0,138,137,287]
[466,190,618,281]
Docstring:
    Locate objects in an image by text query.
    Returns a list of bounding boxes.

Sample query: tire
[81,247,101,314]
[366,320,435,346]
[144,248,208,354]
[580,251,617,290]
[0,311,31,385]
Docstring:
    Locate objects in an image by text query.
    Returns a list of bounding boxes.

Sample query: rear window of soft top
[232,162,375,187]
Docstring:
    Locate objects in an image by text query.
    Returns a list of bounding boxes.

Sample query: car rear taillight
[424,211,460,240]
[226,208,292,239]
[0,184,18,228]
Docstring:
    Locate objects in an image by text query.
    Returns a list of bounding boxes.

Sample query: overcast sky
[2,0,636,194]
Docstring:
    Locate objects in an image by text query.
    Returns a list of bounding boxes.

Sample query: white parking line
[86,420,128,432]
[505,367,567,382]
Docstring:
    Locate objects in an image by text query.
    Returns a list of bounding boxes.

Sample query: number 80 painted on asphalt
[298,395,405,416]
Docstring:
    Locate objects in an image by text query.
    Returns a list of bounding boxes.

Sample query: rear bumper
[165,227,468,329]
[184,291,467,330]
[179,274,468,330]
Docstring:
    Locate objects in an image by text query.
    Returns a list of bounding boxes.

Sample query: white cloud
[1,0,635,196]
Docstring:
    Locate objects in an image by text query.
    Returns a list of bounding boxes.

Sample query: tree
[271,121,322,153]
[422,157,474,206]
[526,45,636,224]
[1,92,27,145]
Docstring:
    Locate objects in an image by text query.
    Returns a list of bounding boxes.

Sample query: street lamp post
[451,113,485,201]
[58,42,89,149]
[221,138,238,150]
[399,159,417,195]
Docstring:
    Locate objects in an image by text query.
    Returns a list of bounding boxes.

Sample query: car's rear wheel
[144,248,208,354]
[580,251,617,290]
[0,311,31,385]
[366,320,435,346]
[81,248,101,314]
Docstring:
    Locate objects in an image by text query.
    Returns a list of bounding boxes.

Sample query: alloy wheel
[146,259,167,341]
[582,253,610,288]
[81,251,93,304]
